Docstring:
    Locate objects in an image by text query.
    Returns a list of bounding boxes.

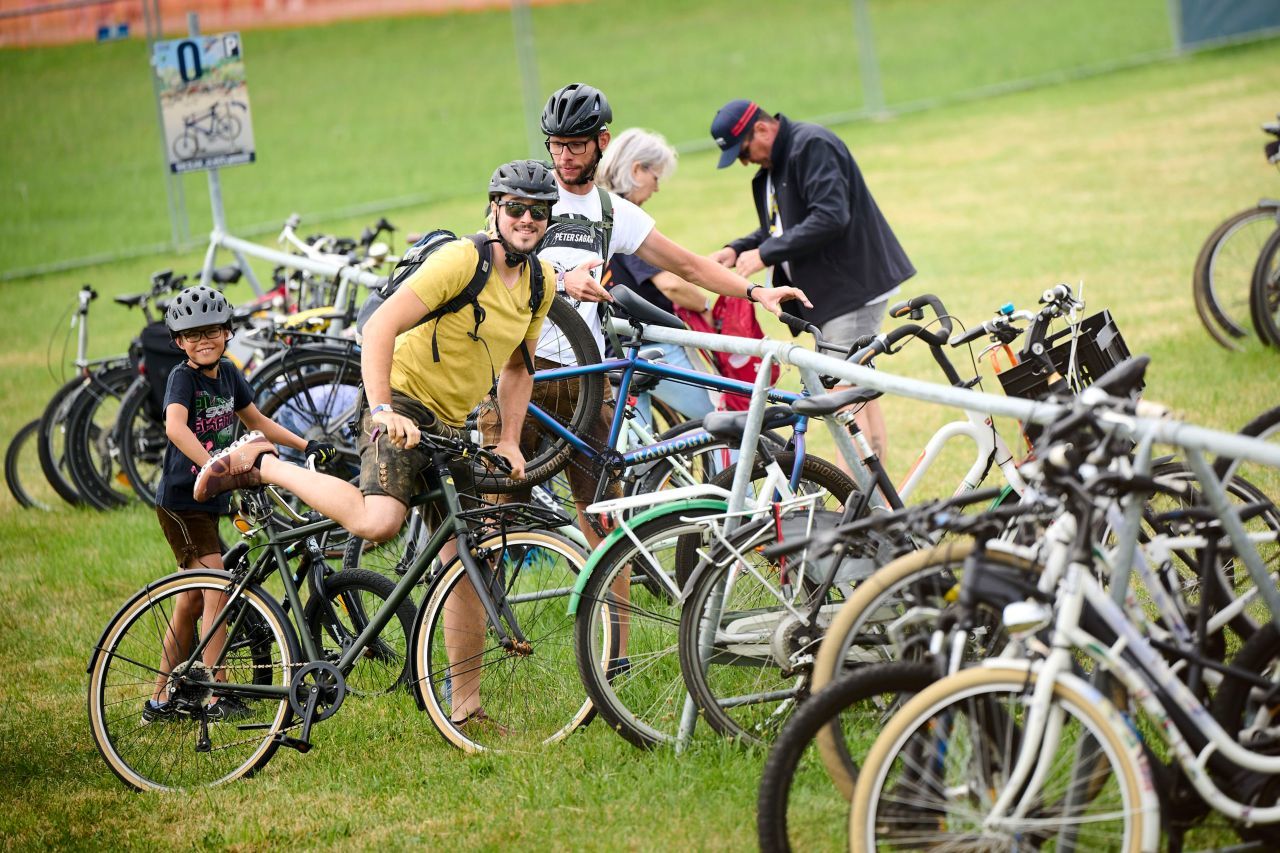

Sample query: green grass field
[2,4,1279,847]
[0,0,1173,275]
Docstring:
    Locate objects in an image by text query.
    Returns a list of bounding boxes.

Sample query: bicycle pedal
[273,734,312,754]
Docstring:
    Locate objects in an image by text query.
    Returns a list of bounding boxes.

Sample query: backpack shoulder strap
[422,233,492,362]
[596,186,614,260]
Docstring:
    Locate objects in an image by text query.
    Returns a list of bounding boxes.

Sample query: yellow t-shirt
[389,238,553,426]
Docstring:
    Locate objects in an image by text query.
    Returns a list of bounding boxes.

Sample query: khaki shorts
[156,507,224,567]
[479,357,621,504]
[357,391,474,512]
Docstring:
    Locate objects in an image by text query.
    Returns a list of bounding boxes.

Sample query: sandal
[449,708,510,737]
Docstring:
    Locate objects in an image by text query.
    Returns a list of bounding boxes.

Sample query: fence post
[510,0,544,160]
[1166,0,1185,54]
[850,0,886,116]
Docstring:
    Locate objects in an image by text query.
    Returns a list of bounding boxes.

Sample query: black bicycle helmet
[540,83,612,138]
[165,284,232,333]
[488,159,560,202]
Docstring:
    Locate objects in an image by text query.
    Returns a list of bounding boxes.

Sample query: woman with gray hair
[597,128,716,423]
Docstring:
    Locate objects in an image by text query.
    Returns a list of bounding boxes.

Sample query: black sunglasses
[495,201,551,221]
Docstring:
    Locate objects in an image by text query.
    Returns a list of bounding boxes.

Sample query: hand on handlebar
[753,285,811,315]
[371,409,421,450]
[304,439,338,467]
[492,440,526,481]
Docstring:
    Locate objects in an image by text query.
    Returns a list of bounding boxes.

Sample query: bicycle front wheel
[574,504,726,749]
[303,567,416,695]
[473,295,604,493]
[87,571,298,792]
[1193,205,1278,347]
[115,376,166,506]
[37,375,89,506]
[1250,225,1280,347]
[848,665,1158,852]
[413,529,593,752]
[64,363,138,510]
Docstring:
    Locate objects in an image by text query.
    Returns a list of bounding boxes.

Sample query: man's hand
[493,440,526,481]
[372,408,421,450]
[734,248,766,277]
[709,246,737,268]
[754,285,812,317]
[561,259,611,303]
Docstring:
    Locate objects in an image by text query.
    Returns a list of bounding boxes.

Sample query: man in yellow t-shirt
[196,158,555,542]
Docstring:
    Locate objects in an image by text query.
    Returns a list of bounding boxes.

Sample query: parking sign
[152,33,256,174]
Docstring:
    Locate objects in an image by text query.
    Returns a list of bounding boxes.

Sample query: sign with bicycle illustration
[152,33,255,174]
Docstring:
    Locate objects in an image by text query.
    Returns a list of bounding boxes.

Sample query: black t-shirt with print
[156,359,253,513]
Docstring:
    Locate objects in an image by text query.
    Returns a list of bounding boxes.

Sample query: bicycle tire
[676,454,861,744]
[5,419,55,510]
[1193,205,1279,348]
[64,363,138,510]
[757,661,935,853]
[37,375,89,506]
[87,570,298,792]
[115,376,166,506]
[848,665,1159,853]
[216,114,242,142]
[412,528,595,752]
[809,541,1041,798]
[173,132,197,160]
[473,295,604,493]
[573,503,727,749]
[302,567,416,695]
[1250,225,1280,347]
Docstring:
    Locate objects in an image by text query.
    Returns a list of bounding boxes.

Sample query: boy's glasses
[495,201,551,221]
[178,328,226,343]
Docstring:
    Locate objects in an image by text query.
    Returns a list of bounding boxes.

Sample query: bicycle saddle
[702,405,796,441]
[790,386,883,416]
[209,265,243,285]
[610,285,685,330]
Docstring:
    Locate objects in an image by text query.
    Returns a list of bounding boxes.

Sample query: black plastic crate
[997,310,1138,402]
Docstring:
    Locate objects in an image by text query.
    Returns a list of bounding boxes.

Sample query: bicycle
[87,432,598,791]
[1192,115,1280,350]
[171,100,243,161]
[845,372,1280,850]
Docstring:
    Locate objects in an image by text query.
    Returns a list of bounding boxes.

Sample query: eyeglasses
[177,327,226,343]
[495,200,551,221]
[545,139,593,156]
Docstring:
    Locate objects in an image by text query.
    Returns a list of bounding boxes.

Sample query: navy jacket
[728,115,915,329]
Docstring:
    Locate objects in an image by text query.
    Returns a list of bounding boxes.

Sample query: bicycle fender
[565,499,728,617]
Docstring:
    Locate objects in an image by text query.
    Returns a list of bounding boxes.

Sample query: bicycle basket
[997,310,1138,403]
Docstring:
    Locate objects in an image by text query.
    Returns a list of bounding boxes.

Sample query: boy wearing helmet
[145,284,325,724]
[194,161,556,728]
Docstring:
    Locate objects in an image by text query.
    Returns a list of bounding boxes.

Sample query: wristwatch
[746,284,764,303]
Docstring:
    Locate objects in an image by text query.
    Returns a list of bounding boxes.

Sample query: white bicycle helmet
[166,284,232,333]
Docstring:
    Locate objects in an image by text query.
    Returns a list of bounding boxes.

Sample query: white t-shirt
[534,186,655,363]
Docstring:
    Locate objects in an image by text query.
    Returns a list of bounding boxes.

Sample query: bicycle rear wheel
[37,375,90,506]
[64,363,138,510]
[1193,205,1279,348]
[5,419,57,510]
[413,529,594,752]
[848,665,1158,852]
[473,295,604,493]
[87,571,298,792]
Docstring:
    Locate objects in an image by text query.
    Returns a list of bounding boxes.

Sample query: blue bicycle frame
[528,343,812,491]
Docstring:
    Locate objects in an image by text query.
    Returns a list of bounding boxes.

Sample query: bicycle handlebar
[888,293,954,344]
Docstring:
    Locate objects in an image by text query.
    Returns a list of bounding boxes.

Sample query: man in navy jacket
[709,100,914,459]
